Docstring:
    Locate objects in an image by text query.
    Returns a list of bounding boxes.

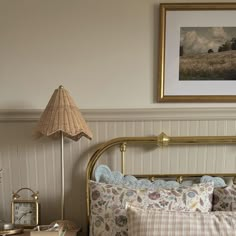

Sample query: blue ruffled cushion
[94,165,193,189]
[200,175,226,188]
[95,164,226,189]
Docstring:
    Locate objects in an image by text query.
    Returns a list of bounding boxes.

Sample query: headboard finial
[157,132,170,146]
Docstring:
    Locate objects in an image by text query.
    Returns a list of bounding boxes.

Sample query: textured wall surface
[0,108,236,234]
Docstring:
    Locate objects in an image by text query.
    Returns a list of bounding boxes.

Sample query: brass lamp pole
[60,131,64,219]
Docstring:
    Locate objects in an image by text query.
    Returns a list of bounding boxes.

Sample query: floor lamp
[35,85,92,228]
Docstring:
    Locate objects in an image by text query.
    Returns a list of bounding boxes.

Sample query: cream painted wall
[1,1,236,235]
[1,0,236,109]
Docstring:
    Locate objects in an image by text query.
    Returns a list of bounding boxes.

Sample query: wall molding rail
[0,108,236,122]
[0,107,235,122]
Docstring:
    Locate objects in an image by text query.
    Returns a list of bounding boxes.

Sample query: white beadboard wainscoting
[1,108,236,233]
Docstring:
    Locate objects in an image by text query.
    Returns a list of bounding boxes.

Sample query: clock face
[12,201,38,227]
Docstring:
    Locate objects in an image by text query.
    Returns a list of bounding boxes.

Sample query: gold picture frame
[158,3,236,102]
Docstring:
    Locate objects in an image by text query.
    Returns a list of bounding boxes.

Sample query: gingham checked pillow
[127,205,236,236]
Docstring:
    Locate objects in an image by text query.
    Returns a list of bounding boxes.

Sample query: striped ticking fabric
[127,205,236,236]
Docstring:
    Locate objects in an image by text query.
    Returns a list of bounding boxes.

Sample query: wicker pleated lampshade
[35,85,92,141]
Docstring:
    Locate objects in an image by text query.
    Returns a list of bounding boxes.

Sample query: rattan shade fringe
[35,86,92,141]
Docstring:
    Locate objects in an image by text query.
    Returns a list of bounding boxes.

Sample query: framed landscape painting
[158,3,236,102]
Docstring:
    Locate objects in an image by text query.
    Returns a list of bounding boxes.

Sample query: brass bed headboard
[86,132,236,218]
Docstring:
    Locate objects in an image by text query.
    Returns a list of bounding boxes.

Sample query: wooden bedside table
[17,229,31,236]
[17,228,82,236]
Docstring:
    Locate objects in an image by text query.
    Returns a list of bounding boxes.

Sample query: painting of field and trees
[179,27,236,80]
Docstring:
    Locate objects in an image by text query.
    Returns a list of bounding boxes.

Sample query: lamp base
[49,220,79,232]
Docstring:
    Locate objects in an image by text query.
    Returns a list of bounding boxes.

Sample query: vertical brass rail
[0,168,2,183]
[120,143,127,174]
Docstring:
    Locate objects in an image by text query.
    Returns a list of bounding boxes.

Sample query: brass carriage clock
[11,188,40,228]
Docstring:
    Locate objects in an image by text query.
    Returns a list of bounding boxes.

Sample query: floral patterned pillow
[213,184,236,211]
[135,182,213,212]
[89,181,214,236]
